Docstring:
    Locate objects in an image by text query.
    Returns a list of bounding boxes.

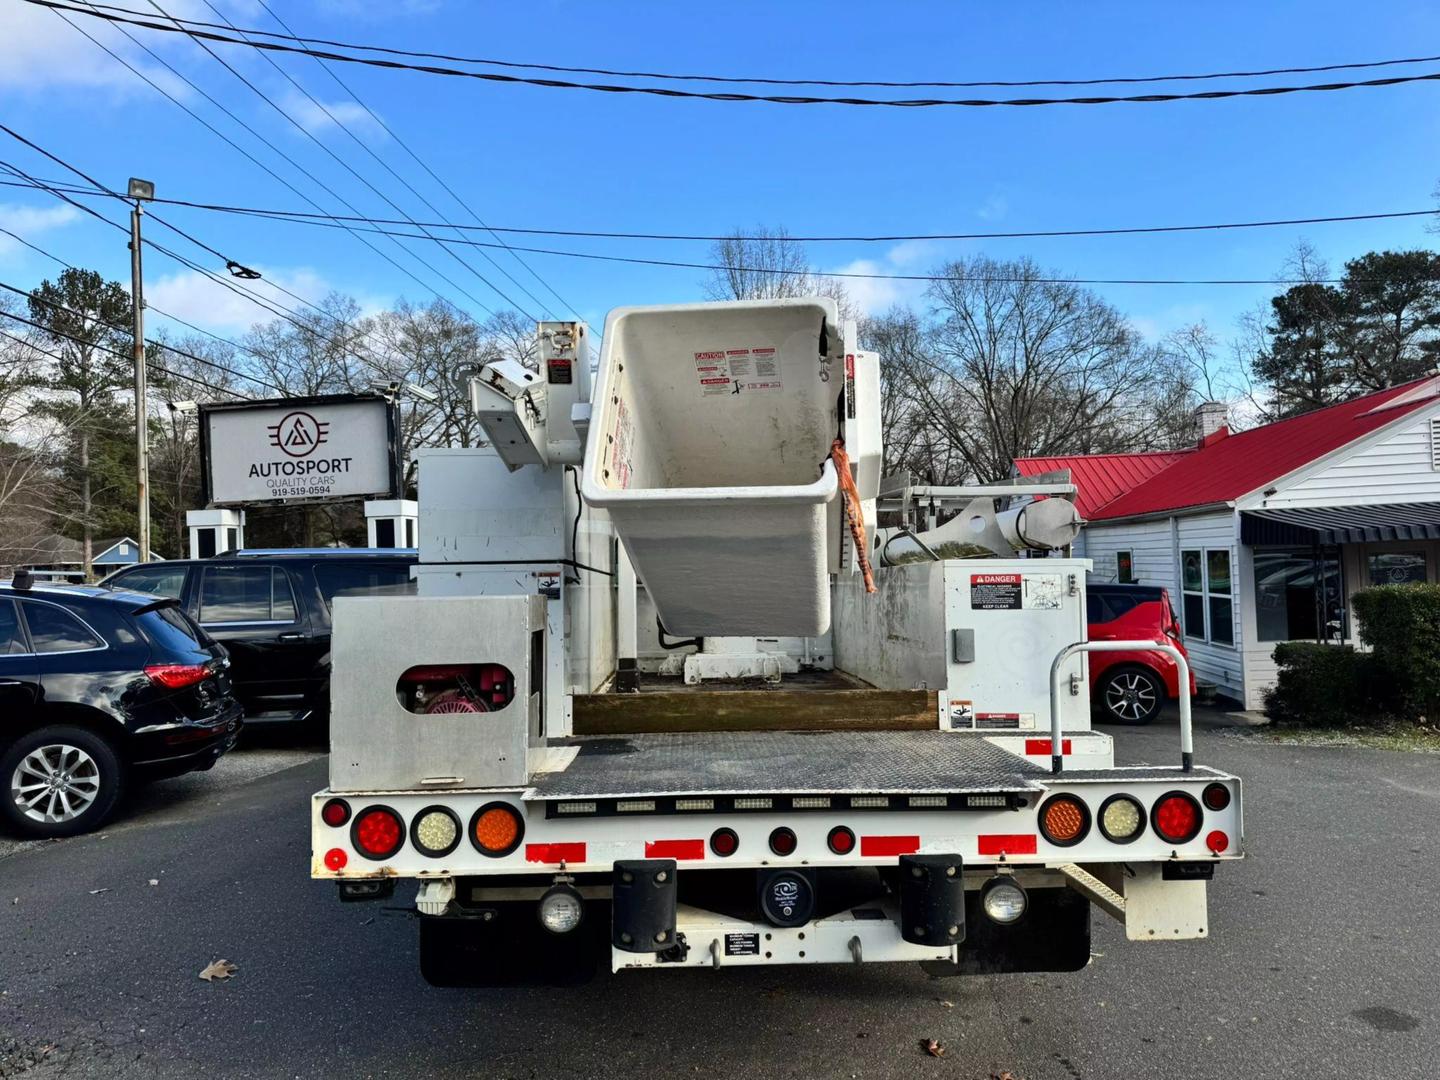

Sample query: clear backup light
[538,884,584,933]
[981,877,1028,924]
[1098,794,1145,844]
[411,807,461,857]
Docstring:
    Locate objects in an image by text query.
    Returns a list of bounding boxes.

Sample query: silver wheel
[1103,671,1159,723]
[10,743,102,824]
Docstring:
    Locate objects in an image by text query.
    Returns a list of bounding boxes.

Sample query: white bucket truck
[311,299,1241,985]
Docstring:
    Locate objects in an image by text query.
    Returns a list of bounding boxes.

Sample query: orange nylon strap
[830,438,876,594]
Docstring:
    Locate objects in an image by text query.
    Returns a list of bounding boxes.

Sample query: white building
[1017,376,1440,709]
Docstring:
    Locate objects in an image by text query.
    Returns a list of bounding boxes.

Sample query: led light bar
[556,801,598,815]
[734,797,773,810]
[675,798,715,811]
[616,800,656,813]
[792,796,831,809]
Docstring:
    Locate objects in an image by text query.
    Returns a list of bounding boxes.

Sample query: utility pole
[128,178,155,562]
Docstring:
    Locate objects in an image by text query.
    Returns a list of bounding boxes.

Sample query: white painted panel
[1261,407,1440,508]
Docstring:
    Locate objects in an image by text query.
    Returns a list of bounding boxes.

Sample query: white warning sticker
[693,346,783,396]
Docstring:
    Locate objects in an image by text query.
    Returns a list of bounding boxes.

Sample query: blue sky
[2,0,1439,364]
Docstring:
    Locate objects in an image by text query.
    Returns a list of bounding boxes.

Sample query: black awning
[1242,502,1440,545]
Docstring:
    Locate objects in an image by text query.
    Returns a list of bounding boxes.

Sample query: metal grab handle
[1048,640,1192,775]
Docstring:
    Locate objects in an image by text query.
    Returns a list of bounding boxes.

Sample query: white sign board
[202,397,397,505]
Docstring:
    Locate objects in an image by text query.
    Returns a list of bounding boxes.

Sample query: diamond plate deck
[525,731,1052,800]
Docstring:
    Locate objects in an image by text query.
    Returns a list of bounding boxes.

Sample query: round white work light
[538,884,585,934]
[981,877,1028,924]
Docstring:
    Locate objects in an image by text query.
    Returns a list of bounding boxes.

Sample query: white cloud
[146,265,337,333]
[0,203,80,262]
[825,241,953,316]
[976,195,1009,222]
[279,92,385,138]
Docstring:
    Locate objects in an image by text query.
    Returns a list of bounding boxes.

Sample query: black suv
[100,550,416,726]
[0,579,241,838]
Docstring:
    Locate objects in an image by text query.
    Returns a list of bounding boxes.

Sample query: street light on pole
[128,177,154,563]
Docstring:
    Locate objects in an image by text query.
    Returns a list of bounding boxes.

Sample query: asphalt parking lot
[2,713,1437,1080]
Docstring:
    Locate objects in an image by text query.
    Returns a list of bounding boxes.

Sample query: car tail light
[709,827,738,857]
[1097,794,1144,844]
[351,806,404,860]
[411,807,461,857]
[470,802,524,857]
[1151,791,1203,844]
[827,825,856,855]
[1202,783,1231,811]
[1038,794,1090,847]
[320,798,351,827]
[768,827,797,856]
[144,663,210,689]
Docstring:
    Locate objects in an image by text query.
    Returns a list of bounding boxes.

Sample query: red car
[1086,583,1195,725]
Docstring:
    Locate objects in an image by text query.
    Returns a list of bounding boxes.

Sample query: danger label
[694,346,783,396]
[970,573,1022,610]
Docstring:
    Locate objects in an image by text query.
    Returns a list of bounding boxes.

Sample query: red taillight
[1206,830,1230,854]
[324,848,347,871]
[321,798,351,827]
[352,806,404,859]
[1151,792,1202,845]
[145,663,210,689]
[1202,783,1231,811]
[827,826,855,855]
[709,828,738,857]
[768,827,797,857]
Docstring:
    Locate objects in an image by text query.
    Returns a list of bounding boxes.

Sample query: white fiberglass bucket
[581,299,841,637]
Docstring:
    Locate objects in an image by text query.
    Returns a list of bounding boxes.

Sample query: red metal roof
[1019,377,1440,522]
[1014,451,1191,519]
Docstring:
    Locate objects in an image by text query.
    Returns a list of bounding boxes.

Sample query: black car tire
[1,725,125,839]
[1096,666,1165,726]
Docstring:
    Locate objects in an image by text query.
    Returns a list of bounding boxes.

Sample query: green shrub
[1352,584,1440,722]
[1264,642,1376,727]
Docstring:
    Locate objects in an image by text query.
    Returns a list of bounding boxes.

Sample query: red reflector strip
[645,839,705,860]
[1025,739,1073,756]
[860,835,920,857]
[524,842,586,864]
[977,834,1038,856]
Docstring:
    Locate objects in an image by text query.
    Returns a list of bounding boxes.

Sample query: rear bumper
[131,701,244,772]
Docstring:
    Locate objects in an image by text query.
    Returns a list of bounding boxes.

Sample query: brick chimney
[1194,401,1229,440]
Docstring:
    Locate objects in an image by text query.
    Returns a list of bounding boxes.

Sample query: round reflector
[1097,794,1144,844]
[351,806,404,860]
[538,884,585,934]
[1202,783,1231,811]
[470,802,523,857]
[411,806,461,857]
[981,877,1027,924]
[1038,794,1090,847]
[768,826,798,857]
[321,798,351,827]
[709,827,738,857]
[1206,830,1230,854]
[1151,791,1203,844]
[827,825,856,855]
[323,847,347,871]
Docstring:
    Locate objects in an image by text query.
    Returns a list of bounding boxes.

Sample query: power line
[60,1,1440,92]
[0,308,257,400]
[48,3,508,324]
[6,175,1433,244]
[31,0,1440,108]
[249,0,579,321]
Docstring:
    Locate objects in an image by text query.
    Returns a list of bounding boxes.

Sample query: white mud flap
[1123,864,1208,941]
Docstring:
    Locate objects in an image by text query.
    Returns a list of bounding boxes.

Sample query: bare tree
[703,226,854,320]
[892,256,1168,482]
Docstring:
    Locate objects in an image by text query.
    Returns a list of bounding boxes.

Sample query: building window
[1116,550,1135,584]
[1180,550,1205,639]
[1180,547,1234,645]
[1208,550,1233,646]
[1368,551,1427,586]
[1254,547,1346,643]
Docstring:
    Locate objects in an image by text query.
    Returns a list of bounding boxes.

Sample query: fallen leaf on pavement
[199,959,237,982]
[921,1038,945,1057]
[938,999,954,1008]
[88,888,108,895]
